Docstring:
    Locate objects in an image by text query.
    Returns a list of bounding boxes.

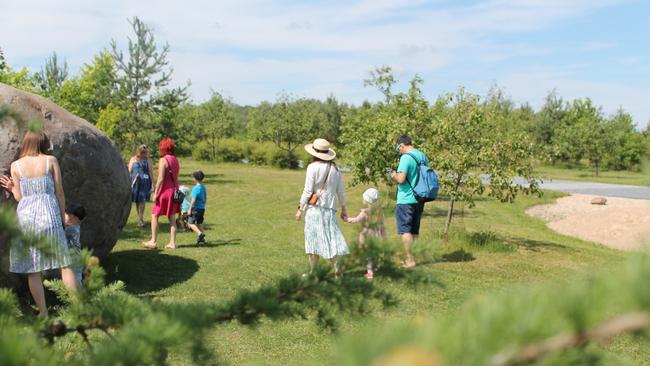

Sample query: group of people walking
[297,135,428,277]
[1,127,428,316]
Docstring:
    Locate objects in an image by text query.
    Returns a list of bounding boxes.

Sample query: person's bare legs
[330,256,340,277]
[401,233,416,267]
[27,273,47,317]
[60,267,79,292]
[165,214,177,249]
[187,223,204,235]
[136,202,146,226]
[143,214,159,248]
[307,254,319,274]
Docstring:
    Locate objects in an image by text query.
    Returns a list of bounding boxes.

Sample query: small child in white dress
[346,188,386,279]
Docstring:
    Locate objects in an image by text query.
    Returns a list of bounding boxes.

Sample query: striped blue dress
[10,158,71,273]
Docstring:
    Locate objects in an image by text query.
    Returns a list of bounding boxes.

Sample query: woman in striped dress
[295,138,349,276]
[0,130,78,317]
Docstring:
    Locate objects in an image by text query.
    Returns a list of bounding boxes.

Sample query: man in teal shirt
[390,135,428,268]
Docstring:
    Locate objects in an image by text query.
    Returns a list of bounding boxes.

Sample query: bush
[249,143,276,165]
[191,141,212,161]
[271,150,300,169]
[216,139,249,162]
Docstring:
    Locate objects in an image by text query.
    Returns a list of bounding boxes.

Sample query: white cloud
[1,0,645,125]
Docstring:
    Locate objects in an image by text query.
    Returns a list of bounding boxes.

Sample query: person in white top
[295,139,349,276]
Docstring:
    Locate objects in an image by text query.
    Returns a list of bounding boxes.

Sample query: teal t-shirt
[191,184,207,210]
[396,149,428,204]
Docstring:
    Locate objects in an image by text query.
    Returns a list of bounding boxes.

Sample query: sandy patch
[526,194,650,251]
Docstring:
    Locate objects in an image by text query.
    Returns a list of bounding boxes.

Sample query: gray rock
[0,83,130,259]
[591,197,607,205]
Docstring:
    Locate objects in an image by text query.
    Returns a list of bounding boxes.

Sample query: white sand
[526,194,650,251]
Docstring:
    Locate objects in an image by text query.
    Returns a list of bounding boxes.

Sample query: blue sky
[1,0,649,125]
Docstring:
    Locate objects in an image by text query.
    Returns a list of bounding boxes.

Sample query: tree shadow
[103,249,199,295]
[178,173,238,185]
[503,237,569,252]
[440,249,476,262]
[177,238,242,249]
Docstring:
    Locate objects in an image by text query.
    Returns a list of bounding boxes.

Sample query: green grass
[105,160,639,365]
[535,159,650,186]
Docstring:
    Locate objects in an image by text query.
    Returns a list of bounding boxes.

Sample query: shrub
[216,139,249,162]
[191,141,212,161]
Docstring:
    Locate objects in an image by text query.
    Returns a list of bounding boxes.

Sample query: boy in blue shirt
[188,170,207,245]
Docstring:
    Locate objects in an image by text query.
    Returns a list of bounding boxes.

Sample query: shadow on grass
[440,249,476,262]
[178,172,239,185]
[503,237,568,252]
[103,249,199,295]
[177,238,242,249]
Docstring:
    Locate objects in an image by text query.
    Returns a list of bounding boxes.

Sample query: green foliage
[248,94,328,169]
[340,255,650,366]
[55,51,118,124]
[33,52,69,98]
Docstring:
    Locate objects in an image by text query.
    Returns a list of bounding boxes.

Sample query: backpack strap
[404,152,423,188]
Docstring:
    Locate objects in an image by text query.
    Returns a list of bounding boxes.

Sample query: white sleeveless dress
[10,157,71,273]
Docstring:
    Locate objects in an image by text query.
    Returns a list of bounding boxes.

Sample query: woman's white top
[300,161,346,210]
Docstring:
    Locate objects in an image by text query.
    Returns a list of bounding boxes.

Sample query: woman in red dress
[143,138,181,250]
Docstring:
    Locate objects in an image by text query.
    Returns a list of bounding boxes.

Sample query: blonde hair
[19,130,50,157]
[365,199,385,225]
[135,144,149,158]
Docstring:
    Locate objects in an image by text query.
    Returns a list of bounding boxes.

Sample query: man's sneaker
[196,233,206,245]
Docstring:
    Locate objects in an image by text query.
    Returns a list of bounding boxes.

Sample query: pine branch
[491,311,650,366]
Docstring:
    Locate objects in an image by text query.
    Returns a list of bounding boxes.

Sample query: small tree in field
[196,92,236,161]
[425,89,540,239]
[248,94,326,168]
[341,66,434,187]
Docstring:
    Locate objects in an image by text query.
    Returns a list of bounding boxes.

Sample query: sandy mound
[526,194,650,251]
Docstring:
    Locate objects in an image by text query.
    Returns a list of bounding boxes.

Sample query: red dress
[152,155,181,218]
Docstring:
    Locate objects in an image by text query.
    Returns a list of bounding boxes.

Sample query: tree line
[1,17,646,174]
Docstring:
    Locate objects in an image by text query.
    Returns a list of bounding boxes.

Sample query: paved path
[512,178,650,200]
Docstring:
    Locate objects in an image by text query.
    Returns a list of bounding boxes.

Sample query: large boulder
[0,83,130,259]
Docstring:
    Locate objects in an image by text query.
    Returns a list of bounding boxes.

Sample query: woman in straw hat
[296,138,349,276]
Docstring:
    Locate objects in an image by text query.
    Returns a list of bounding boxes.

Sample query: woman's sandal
[164,244,176,250]
[399,260,416,269]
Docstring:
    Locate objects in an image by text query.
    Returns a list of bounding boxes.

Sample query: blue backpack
[405,152,439,202]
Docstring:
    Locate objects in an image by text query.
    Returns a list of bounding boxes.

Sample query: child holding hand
[346,188,386,279]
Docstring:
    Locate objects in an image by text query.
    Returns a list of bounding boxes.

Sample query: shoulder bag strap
[318,162,333,194]
[164,156,179,188]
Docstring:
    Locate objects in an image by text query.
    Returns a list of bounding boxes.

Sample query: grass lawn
[535,160,650,187]
[104,160,643,365]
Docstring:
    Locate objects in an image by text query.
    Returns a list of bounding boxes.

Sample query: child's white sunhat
[179,185,190,196]
[363,188,380,204]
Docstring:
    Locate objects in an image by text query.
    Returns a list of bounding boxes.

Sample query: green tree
[605,109,645,171]
[0,50,39,94]
[425,89,540,239]
[192,92,236,160]
[55,51,118,124]
[34,52,69,98]
[248,94,326,168]
[341,67,434,188]
[109,16,188,151]
[0,47,6,72]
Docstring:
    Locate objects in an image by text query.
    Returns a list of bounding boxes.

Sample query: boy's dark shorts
[188,209,205,225]
[396,203,425,235]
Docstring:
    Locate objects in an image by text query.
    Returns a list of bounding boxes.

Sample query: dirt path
[526,194,650,251]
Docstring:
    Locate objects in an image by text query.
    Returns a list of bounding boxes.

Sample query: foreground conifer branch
[491,311,650,366]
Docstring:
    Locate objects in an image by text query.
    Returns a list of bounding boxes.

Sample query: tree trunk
[595,161,600,176]
[443,197,455,243]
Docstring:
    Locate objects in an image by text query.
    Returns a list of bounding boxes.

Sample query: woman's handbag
[164,157,185,204]
[308,163,332,206]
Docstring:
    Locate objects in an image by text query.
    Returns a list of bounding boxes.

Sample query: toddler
[346,188,386,279]
[64,203,86,286]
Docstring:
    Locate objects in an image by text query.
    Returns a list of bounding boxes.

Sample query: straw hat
[304,138,336,161]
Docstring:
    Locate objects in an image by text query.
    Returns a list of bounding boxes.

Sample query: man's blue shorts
[396,202,425,235]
